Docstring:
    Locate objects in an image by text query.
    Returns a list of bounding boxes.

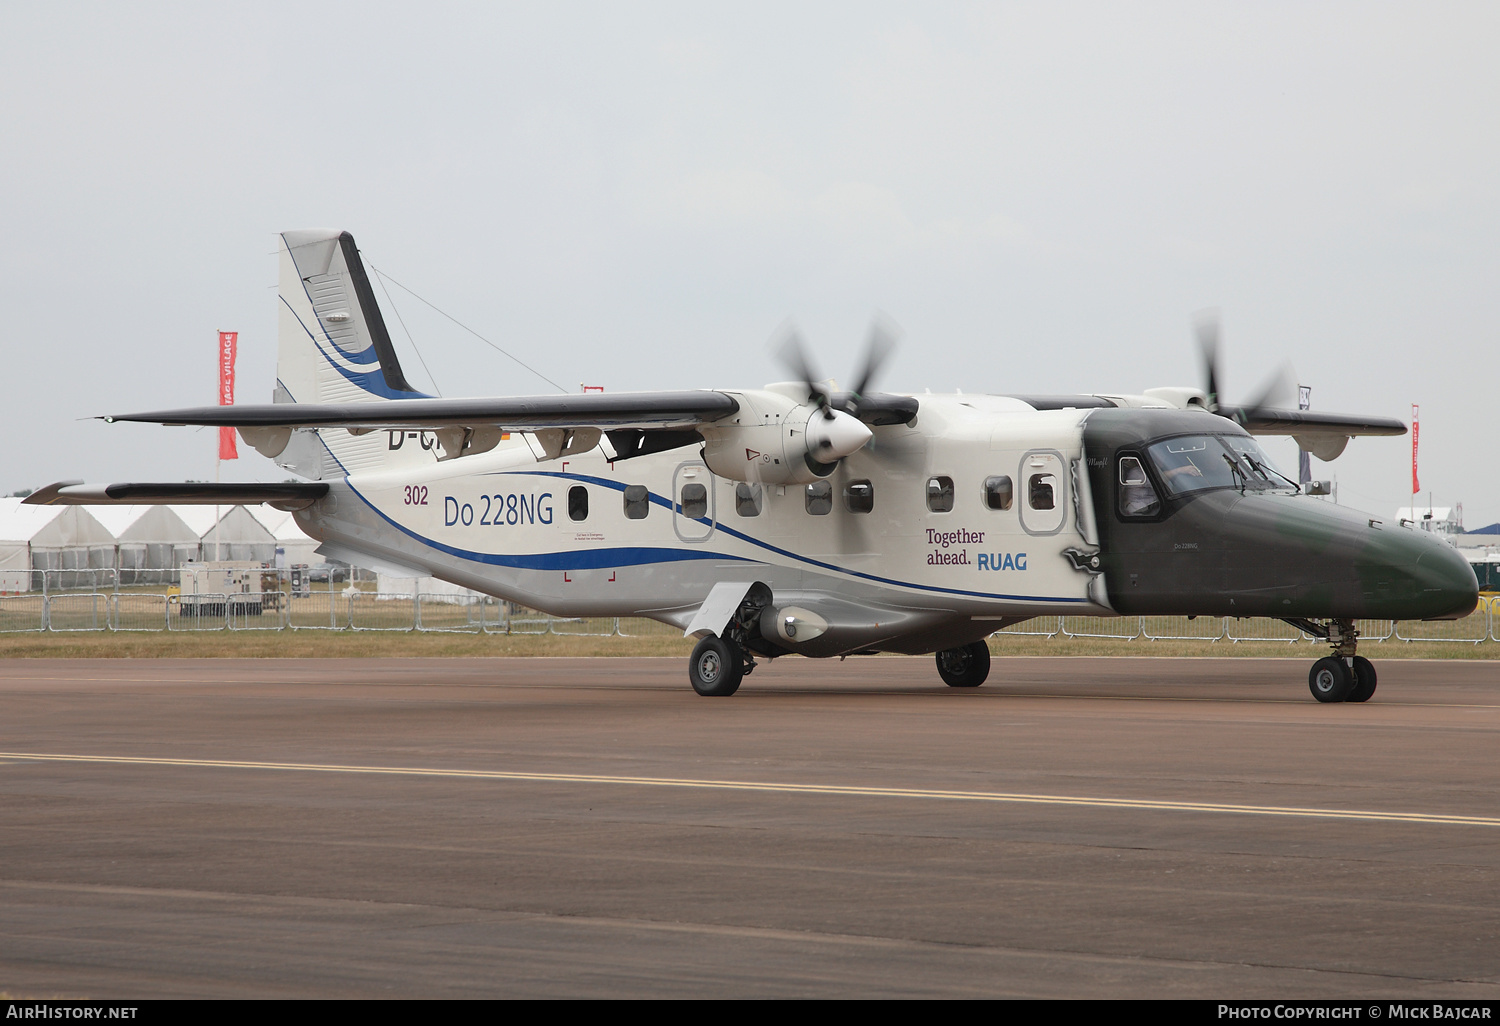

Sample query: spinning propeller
[774,315,903,466]
[1194,311,1297,426]
[773,316,909,552]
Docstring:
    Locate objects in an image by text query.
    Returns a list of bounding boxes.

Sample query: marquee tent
[0,498,116,591]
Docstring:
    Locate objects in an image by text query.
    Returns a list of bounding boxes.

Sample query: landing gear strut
[1284,618,1377,704]
[687,589,767,697]
[936,641,991,688]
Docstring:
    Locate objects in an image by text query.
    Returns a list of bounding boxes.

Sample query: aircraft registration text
[444,493,555,527]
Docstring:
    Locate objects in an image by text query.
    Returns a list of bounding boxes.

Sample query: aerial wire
[368,263,568,394]
[372,266,443,397]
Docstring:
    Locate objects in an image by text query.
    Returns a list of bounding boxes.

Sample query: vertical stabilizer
[273,229,430,478]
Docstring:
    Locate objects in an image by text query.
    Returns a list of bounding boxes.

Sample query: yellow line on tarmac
[3,751,1498,828]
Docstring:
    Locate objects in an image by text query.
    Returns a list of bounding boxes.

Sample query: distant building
[1395,506,1462,539]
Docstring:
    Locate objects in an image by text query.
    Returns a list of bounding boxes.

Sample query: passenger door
[1019,450,1067,535]
[673,461,716,543]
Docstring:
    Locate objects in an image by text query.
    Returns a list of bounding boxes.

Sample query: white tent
[0,498,116,592]
[246,506,320,568]
[172,505,276,565]
[89,505,201,581]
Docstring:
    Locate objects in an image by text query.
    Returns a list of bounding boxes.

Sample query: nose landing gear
[1284,618,1377,703]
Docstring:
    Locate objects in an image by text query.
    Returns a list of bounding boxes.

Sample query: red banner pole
[216,331,238,563]
[218,331,238,461]
[1410,403,1420,518]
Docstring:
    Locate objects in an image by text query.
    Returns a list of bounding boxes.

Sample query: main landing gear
[1287,618,1377,704]
[935,641,991,688]
[689,635,754,696]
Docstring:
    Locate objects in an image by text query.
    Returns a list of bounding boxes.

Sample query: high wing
[1217,406,1407,437]
[105,390,740,431]
[1217,405,1407,461]
[102,388,919,465]
[105,390,743,464]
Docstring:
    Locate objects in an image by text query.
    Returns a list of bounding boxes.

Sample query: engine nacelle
[699,389,872,485]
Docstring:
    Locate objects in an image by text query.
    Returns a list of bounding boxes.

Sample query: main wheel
[1346,656,1377,703]
[1308,656,1354,703]
[689,636,743,697]
[936,641,991,688]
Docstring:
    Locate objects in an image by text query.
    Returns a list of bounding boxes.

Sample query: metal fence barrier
[1061,616,1142,640]
[1224,617,1310,643]
[111,594,170,631]
[1394,609,1491,643]
[0,595,47,633]
[993,616,1061,637]
[1140,615,1224,642]
[3,566,1496,648]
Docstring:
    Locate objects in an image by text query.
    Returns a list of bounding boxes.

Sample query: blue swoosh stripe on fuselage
[344,481,757,571]
[421,468,1090,605]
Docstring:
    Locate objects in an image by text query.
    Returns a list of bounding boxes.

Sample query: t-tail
[273,229,431,479]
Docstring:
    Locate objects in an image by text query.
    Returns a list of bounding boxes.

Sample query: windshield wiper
[1222,453,1247,494]
[1246,455,1301,493]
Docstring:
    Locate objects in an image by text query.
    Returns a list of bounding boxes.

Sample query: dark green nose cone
[1361,529,1480,620]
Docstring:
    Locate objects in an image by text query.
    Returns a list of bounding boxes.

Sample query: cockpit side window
[1118,455,1161,518]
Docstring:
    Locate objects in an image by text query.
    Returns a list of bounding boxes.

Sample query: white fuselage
[292,394,1109,653]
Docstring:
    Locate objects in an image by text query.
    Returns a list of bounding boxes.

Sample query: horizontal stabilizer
[24,481,329,510]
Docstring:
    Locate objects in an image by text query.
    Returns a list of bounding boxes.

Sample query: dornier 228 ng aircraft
[27,229,1479,701]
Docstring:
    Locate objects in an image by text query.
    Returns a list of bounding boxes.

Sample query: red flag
[219,331,238,460]
[1410,404,1419,496]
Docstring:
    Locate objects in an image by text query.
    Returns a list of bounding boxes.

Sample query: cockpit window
[1144,435,1288,498]
[1118,456,1160,517]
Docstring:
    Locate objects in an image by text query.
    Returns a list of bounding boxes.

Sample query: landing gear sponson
[1283,618,1377,704]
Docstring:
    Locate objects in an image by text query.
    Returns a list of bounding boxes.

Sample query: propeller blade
[1235,363,1298,422]
[774,322,833,418]
[1194,310,1221,412]
[848,314,901,405]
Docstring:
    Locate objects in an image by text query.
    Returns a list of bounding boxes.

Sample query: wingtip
[22,480,85,505]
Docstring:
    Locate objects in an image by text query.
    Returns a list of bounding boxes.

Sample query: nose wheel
[1346,656,1377,702]
[1308,657,1353,702]
[1289,619,1378,703]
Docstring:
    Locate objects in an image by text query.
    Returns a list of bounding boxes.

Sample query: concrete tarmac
[0,655,1497,998]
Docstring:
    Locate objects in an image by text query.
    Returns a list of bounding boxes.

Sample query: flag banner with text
[1411,403,1419,496]
[219,331,238,460]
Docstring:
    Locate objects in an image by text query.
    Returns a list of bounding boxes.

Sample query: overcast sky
[3,2,1496,526]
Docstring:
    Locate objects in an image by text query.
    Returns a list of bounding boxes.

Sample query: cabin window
[844,480,874,514]
[1118,456,1161,517]
[568,486,588,522]
[805,480,833,515]
[926,476,955,513]
[735,482,763,517]
[680,483,708,519]
[984,475,1013,511]
[623,484,650,520]
[1028,474,1056,510]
